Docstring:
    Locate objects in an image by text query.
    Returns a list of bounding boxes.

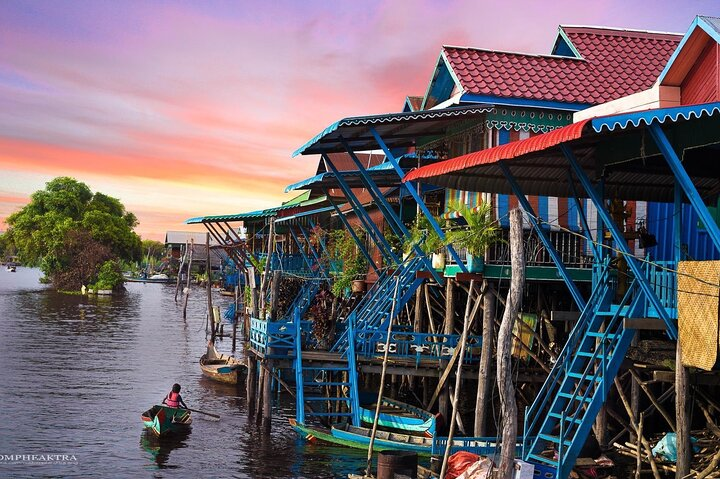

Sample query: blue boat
[359,397,437,437]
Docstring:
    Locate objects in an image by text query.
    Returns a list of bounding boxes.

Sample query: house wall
[681,42,720,105]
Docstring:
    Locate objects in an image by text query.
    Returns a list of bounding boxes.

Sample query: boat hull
[141,405,192,437]
[199,342,247,385]
[359,397,437,436]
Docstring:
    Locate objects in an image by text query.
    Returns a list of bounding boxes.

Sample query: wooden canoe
[199,341,247,385]
[359,396,437,437]
[141,405,192,436]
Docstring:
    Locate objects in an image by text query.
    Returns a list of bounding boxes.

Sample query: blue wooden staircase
[330,256,425,354]
[282,279,320,320]
[523,264,645,479]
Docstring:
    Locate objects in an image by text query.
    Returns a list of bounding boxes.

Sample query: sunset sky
[1,1,718,240]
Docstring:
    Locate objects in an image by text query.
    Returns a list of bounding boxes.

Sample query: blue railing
[431,436,524,457]
[250,318,297,358]
[645,260,677,311]
[355,329,482,365]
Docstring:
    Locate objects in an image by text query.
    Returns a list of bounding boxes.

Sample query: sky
[1,0,718,240]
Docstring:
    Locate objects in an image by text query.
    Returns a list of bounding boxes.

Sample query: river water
[0,268,368,478]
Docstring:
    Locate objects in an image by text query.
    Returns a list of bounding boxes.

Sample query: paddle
[186,408,220,419]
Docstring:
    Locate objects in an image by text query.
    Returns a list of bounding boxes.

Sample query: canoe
[359,396,437,437]
[141,405,192,436]
[199,341,247,385]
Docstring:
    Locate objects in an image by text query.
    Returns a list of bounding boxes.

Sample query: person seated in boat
[162,383,188,409]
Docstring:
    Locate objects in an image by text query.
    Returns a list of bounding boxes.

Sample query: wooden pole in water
[497,208,524,479]
[262,360,273,426]
[474,280,494,436]
[440,280,478,479]
[175,240,188,302]
[260,218,275,312]
[247,357,257,416]
[366,277,401,477]
[183,238,194,319]
[207,234,216,342]
[439,278,455,423]
[270,270,281,320]
[232,285,239,352]
[676,342,690,477]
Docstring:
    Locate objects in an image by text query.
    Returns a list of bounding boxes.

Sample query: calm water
[0,268,368,478]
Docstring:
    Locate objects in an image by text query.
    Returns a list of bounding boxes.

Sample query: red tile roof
[442,26,682,105]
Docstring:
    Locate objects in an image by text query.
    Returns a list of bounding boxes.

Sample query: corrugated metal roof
[591,102,720,132]
[285,162,399,193]
[186,193,325,224]
[165,231,210,245]
[273,206,335,224]
[403,103,720,203]
[293,104,492,157]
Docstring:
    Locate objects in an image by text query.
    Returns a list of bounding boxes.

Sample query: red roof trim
[403,119,592,183]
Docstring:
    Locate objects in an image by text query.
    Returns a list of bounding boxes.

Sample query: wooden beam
[653,370,720,386]
[623,318,666,330]
[551,310,580,322]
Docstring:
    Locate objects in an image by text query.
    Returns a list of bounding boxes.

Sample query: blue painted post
[566,170,601,258]
[499,161,586,310]
[338,138,442,283]
[324,191,381,277]
[648,123,720,254]
[294,308,305,424]
[369,127,468,273]
[561,145,677,339]
[288,227,315,273]
[346,312,361,426]
[298,224,329,279]
[321,154,399,264]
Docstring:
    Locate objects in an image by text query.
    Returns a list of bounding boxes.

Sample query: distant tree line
[4,177,142,290]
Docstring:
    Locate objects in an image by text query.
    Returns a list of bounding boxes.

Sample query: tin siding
[681,42,719,105]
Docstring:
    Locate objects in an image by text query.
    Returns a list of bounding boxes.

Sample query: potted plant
[404,215,446,269]
[329,229,368,297]
[444,202,501,273]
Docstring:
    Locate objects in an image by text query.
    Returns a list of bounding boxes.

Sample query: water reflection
[139,429,190,469]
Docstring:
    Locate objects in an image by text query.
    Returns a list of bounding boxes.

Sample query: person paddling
[162,383,188,409]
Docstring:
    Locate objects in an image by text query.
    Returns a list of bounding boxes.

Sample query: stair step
[525,453,558,467]
[567,372,602,382]
[538,433,572,448]
[302,366,349,372]
[558,392,592,403]
[586,332,618,340]
[548,412,583,425]
[313,382,350,387]
[305,396,351,402]
[576,351,612,359]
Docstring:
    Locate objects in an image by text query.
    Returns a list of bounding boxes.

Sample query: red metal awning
[403,119,591,183]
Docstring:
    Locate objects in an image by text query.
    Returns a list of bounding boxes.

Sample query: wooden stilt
[497,208,524,479]
[676,342,690,478]
[474,280,494,436]
[270,270,281,320]
[439,279,456,423]
[174,240,188,302]
[207,234,216,342]
[247,358,257,415]
[440,280,477,479]
[262,360,273,427]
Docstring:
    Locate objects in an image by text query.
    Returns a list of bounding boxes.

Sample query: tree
[6,177,142,289]
[141,239,166,260]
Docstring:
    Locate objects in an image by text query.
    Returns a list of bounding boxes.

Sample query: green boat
[141,405,192,436]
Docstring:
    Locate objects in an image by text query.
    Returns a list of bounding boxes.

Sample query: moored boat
[6,265,16,272]
[199,341,247,385]
[141,405,192,436]
[359,396,437,437]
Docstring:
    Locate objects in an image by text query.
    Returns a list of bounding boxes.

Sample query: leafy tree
[6,177,142,289]
[141,239,166,260]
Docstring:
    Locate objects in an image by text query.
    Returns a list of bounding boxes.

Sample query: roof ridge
[442,45,587,61]
[559,24,683,37]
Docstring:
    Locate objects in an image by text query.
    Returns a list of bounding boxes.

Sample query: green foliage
[141,239,166,260]
[403,215,444,255]
[328,228,368,297]
[90,259,124,290]
[444,202,501,256]
[5,177,142,288]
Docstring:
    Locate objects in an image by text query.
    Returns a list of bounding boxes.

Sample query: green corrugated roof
[185,192,324,224]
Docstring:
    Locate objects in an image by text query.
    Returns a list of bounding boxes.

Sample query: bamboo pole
[174,240,188,302]
[439,279,456,421]
[497,208,524,479]
[366,277,401,477]
[440,280,477,479]
[636,412,643,479]
[207,234,216,342]
[676,342,690,477]
[629,368,676,432]
[182,238,194,319]
[614,377,662,479]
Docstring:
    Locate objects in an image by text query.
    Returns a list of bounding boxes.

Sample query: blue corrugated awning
[186,195,327,224]
[285,161,406,193]
[592,102,720,133]
[293,104,493,157]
